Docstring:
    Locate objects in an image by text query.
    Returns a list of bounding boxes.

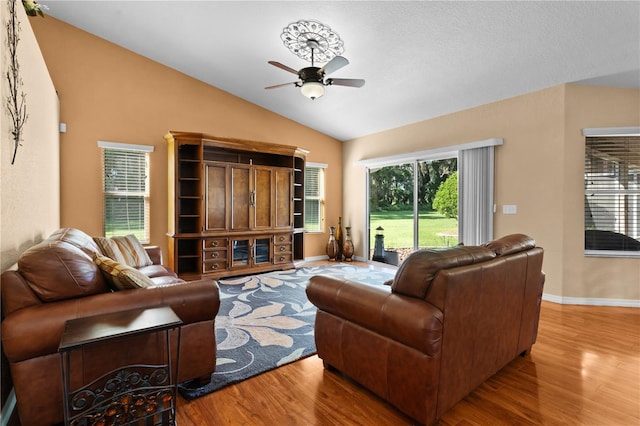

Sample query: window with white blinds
[100,142,153,243]
[305,163,326,232]
[584,136,640,253]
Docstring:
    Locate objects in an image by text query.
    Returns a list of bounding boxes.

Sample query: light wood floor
[176,264,640,425]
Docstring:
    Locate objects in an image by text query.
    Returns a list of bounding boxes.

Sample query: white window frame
[582,127,640,258]
[304,162,327,233]
[98,141,154,243]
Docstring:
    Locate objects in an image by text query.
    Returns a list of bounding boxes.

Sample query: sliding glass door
[368,157,457,264]
[417,158,458,249]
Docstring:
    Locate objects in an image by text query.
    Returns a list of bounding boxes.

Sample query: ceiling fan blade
[265,81,298,90]
[268,61,299,75]
[327,78,365,88]
[320,56,349,75]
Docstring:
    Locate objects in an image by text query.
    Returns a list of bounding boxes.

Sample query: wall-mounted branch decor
[3,1,44,164]
[5,0,28,164]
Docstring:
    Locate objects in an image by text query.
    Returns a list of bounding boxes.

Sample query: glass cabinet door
[254,238,271,264]
[231,239,250,267]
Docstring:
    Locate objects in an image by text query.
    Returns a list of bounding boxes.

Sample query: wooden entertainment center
[166,131,306,279]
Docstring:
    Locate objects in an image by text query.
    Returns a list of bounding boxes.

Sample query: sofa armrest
[307,275,443,356]
[145,245,163,265]
[1,279,219,363]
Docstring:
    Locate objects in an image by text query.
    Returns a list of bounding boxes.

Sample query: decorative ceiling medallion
[280,20,344,63]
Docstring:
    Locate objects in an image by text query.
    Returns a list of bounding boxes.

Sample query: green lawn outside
[369,209,458,249]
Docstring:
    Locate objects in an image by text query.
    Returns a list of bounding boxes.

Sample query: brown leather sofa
[306,234,544,425]
[1,228,220,425]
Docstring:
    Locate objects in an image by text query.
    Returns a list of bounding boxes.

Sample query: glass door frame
[364,151,458,261]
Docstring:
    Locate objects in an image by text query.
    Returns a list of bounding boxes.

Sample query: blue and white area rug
[178,263,396,400]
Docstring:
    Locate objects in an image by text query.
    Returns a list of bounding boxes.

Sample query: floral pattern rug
[177,263,396,400]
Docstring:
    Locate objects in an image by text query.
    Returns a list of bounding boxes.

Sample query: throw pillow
[94,254,155,290]
[93,237,127,263]
[94,234,153,268]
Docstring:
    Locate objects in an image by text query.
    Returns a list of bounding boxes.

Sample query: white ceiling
[42,1,640,141]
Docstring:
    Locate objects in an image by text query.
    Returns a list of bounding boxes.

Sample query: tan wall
[0,3,60,272]
[563,85,640,301]
[30,17,342,260]
[344,85,640,302]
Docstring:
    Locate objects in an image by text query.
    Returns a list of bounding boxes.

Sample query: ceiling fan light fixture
[301,81,325,100]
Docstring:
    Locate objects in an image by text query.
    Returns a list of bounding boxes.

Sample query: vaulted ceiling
[43,1,640,141]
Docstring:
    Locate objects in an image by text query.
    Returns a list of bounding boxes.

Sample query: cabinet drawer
[273,234,293,244]
[274,243,292,254]
[203,259,228,273]
[273,253,292,264]
[204,237,228,249]
[203,249,227,260]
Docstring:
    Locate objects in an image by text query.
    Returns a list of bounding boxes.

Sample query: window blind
[584,136,640,252]
[102,147,150,242]
[305,166,324,232]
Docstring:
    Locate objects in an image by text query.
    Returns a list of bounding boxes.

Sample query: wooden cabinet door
[274,168,293,229]
[252,167,273,230]
[204,163,227,231]
[230,165,251,231]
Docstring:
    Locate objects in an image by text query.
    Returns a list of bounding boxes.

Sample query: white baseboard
[542,293,640,308]
[0,388,16,426]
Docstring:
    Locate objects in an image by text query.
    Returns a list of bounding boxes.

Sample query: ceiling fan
[266,38,365,100]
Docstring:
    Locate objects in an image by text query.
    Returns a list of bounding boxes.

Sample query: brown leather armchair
[307,234,544,425]
[1,228,220,425]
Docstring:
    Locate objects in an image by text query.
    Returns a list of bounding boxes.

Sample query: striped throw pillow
[94,254,155,290]
[94,235,153,268]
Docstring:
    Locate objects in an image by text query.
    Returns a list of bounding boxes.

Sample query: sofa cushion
[391,245,495,299]
[94,254,155,290]
[18,241,109,302]
[483,233,536,256]
[94,234,153,268]
[49,227,102,257]
[137,264,178,279]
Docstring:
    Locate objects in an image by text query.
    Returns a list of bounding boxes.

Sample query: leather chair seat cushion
[150,275,187,287]
[391,246,495,299]
[18,240,109,302]
[137,264,178,278]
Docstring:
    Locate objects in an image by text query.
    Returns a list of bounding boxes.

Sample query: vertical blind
[305,165,324,232]
[584,136,640,251]
[102,146,150,242]
[458,146,495,246]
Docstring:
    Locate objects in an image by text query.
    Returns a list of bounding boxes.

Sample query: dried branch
[5,0,29,164]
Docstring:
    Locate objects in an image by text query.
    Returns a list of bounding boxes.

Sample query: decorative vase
[343,226,354,261]
[335,216,344,261]
[326,226,339,261]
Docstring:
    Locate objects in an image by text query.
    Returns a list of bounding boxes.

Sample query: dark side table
[59,306,182,426]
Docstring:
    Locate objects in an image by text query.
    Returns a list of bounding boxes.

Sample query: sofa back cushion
[18,240,109,302]
[483,233,536,256]
[391,245,496,299]
[49,227,102,257]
